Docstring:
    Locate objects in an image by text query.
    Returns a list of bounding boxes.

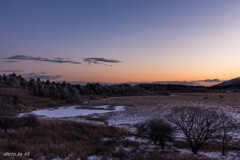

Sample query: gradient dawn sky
[1,0,240,85]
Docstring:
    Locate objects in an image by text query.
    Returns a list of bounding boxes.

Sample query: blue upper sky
[1,0,240,84]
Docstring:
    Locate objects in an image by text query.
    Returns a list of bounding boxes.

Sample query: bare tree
[217,111,239,156]
[136,119,174,149]
[166,106,222,154]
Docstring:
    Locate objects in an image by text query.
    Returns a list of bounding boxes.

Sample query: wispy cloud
[152,79,223,86]
[23,72,61,80]
[83,57,121,66]
[0,70,23,73]
[25,75,61,80]
[5,55,81,64]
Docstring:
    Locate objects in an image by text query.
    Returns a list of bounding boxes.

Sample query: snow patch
[20,105,126,118]
[88,155,102,160]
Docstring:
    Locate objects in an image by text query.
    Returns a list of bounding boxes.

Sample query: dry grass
[130,148,213,160]
[147,150,211,160]
[172,140,239,154]
[85,116,109,126]
[88,92,240,108]
[0,119,129,159]
[0,119,222,160]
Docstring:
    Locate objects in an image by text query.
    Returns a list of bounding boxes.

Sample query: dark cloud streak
[23,72,61,80]
[84,57,121,66]
[6,55,81,64]
[0,70,23,73]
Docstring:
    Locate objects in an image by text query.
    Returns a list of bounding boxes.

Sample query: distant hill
[67,81,205,86]
[213,77,240,87]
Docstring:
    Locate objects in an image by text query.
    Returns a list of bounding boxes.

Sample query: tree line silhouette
[1,73,232,103]
[0,73,143,102]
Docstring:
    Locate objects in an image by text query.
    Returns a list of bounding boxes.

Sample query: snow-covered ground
[22,93,240,159]
[20,105,126,118]
[86,94,240,159]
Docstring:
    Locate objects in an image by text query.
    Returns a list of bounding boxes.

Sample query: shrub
[0,102,17,132]
[13,95,20,104]
[136,119,174,149]
[20,114,40,129]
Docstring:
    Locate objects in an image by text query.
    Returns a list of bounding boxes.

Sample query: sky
[1,0,240,85]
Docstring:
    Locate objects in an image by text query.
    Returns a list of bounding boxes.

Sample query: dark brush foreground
[0,120,221,160]
[0,120,128,160]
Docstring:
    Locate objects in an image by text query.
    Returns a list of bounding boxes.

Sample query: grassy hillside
[0,88,72,112]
